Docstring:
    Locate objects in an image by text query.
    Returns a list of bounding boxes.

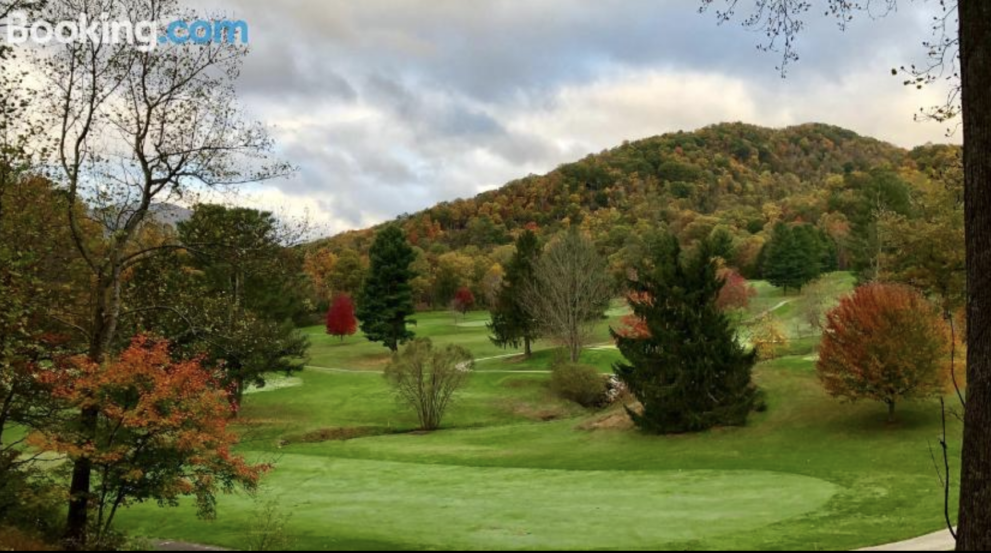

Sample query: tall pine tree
[488,230,541,357]
[763,222,823,292]
[357,226,417,352]
[614,235,759,434]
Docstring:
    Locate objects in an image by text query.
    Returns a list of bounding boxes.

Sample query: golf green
[121,459,837,550]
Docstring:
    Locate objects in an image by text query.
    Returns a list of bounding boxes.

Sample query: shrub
[385,339,473,431]
[0,454,63,542]
[551,364,608,408]
[0,526,56,551]
[246,500,294,551]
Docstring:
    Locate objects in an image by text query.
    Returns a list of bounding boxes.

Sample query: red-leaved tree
[31,336,267,545]
[452,287,476,315]
[717,268,758,312]
[326,294,358,341]
[817,284,952,422]
[616,292,652,340]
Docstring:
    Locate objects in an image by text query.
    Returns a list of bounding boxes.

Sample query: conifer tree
[357,226,417,352]
[763,223,822,292]
[488,230,541,357]
[614,235,759,434]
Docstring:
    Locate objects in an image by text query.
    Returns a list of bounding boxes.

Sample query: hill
[309,122,960,308]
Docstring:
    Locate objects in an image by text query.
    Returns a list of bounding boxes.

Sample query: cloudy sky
[207,0,956,237]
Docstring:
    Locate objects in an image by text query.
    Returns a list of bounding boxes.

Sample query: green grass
[115,272,962,551]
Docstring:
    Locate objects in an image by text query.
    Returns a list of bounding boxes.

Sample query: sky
[204,0,957,237]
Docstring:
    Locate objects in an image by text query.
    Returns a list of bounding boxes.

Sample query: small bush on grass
[385,339,474,431]
[246,499,294,551]
[551,364,608,408]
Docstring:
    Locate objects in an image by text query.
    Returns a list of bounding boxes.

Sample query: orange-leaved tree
[32,336,267,544]
[817,284,952,422]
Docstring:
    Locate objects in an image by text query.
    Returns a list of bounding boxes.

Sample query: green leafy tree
[488,230,541,357]
[169,205,309,404]
[614,236,759,434]
[358,226,418,352]
[178,205,309,324]
[330,249,367,297]
[842,170,913,281]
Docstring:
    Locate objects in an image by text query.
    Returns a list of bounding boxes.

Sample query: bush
[0,526,56,551]
[0,454,64,542]
[246,500,294,551]
[385,339,474,431]
[551,364,608,408]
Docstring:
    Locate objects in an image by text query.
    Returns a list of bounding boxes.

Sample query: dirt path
[153,540,226,551]
[857,528,956,551]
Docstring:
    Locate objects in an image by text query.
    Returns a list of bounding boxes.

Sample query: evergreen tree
[709,227,737,262]
[792,224,825,285]
[357,226,417,352]
[763,223,822,292]
[613,236,759,434]
[488,230,541,357]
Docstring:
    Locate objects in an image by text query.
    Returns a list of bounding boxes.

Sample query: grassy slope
[116,273,962,551]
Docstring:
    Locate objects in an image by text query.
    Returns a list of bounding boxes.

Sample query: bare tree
[384,339,473,431]
[700,1,990,549]
[522,230,612,363]
[35,0,290,547]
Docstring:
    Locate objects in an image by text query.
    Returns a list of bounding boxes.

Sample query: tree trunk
[65,270,120,548]
[886,401,896,424]
[524,337,532,358]
[64,407,97,549]
[957,2,991,550]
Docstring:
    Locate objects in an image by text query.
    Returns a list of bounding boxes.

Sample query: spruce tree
[792,224,824,285]
[614,235,759,434]
[357,226,417,352]
[488,229,541,356]
[763,223,822,292]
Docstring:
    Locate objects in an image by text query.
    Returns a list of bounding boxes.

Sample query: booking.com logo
[3,12,248,51]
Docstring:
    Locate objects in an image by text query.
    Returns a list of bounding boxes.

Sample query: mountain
[311,122,960,306]
[149,203,193,226]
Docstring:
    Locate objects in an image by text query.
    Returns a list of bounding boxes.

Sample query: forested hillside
[307,123,962,309]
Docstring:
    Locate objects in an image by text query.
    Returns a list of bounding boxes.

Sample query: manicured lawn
[116,273,962,551]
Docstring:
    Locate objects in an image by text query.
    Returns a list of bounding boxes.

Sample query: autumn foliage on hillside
[31,336,267,541]
[817,284,952,422]
[313,125,961,312]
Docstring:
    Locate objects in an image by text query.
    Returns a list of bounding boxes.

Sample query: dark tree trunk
[524,336,532,358]
[64,407,97,550]
[65,270,119,549]
[957,1,991,550]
